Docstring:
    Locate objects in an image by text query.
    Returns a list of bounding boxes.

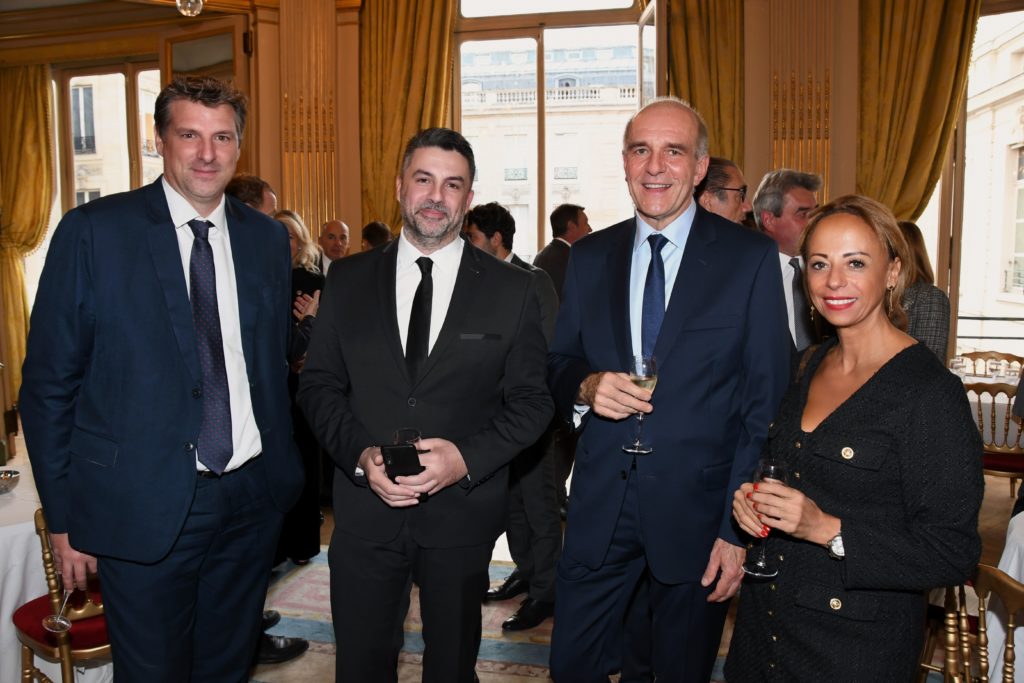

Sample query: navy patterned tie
[790,257,813,351]
[641,233,668,358]
[406,257,433,382]
[188,219,233,474]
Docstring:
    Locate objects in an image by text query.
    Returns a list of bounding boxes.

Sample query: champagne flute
[742,458,789,579]
[42,589,73,633]
[622,355,657,455]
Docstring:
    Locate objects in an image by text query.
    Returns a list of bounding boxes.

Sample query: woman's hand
[293,290,321,320]
[735,480,841,546]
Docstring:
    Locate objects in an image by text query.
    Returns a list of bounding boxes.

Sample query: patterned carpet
[252,548,732,682]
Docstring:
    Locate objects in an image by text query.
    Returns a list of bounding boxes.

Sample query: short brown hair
[800,194,910,330]
[154,76,247,142]
[225,174,273,210]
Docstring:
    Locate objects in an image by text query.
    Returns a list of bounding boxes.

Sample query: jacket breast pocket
[795,582,880,622]
[809,435,888,472]
[69,427,119,468]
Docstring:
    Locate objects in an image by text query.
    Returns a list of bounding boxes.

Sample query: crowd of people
[18,74,985,683]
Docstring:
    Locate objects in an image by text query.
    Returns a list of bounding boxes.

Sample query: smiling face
[396,146,474,253]
[805,213,901,333]
[155,99,241,216]
[622,102,709,230]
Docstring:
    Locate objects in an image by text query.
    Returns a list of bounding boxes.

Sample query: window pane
[461,38,539,259]
[461,0,632,19]
[137,69,162,186]
[69,73,129,201]
[544,25,637,243]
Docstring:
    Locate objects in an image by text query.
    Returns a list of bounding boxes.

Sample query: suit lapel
[376,240,409,383]
[608,220,635,370]
[653,208,717,363]
[225,199,258,376]
[414,243,483,386]
[144,180,201,384]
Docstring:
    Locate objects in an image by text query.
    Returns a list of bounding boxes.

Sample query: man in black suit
[533,203,591,301]
[20,76,303,681]
[297,128,552,682]
[463,202,560,631]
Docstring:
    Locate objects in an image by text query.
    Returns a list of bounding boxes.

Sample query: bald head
[320,220,350,261]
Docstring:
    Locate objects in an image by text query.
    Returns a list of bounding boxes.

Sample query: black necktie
[188,219,233,474]
[641,234,668,358]
[406,257,433,381]
[790,256,813,351]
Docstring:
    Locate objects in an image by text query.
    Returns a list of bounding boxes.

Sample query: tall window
[457,3,642,258]
[70,85,95,154]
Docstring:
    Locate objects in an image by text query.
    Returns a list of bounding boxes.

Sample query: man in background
[464,201,561,631]
[225,173,278,215]
[319,219,350,274]
[21,75,303,681]
[693,156,752,225]
[752,169,823,352]
[534,203,591,301]
[362,220,392,250]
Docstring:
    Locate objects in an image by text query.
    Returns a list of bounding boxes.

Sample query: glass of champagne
[42,589,73,633]
[742,458,789,579]
[622,355,657,455]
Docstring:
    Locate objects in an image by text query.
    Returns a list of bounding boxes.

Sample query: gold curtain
[858,0,980,220]
[667,0,744,163]
[360,0,457,232]
[0,65,54,409]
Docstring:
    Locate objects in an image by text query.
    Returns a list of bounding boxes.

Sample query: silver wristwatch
[826,532,845,559]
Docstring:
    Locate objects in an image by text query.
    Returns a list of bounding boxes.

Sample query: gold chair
[961,351,1024,379]
[11,509,110,683]
[965,382,1024,497]
[918,584,970,683]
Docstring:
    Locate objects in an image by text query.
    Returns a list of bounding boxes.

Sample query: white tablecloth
[0,452,112,683]
[986,512,1024,681]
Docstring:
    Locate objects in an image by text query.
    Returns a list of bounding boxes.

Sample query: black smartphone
[381,443,425,482]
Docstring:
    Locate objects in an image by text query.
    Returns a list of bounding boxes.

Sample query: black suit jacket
[532,239,571,302]
[510,253,558,345]
[20,178,303,563]
[297,237,553,548]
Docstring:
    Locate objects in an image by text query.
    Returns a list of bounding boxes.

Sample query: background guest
[361,220,392,250]
[898,219,950,360]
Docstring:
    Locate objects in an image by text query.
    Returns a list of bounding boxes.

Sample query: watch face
[829,535,845,558]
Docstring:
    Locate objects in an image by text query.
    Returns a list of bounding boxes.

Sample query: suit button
[841,446,854,460]
[829,598,842,610]
[408,397,417,407]
[794,440,801,449]
[619,470,627,480]
[192,388,202,399]
[184,442,195,451]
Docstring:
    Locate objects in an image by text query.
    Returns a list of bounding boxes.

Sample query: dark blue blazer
[20,178,302,563]
[547,207,791,584]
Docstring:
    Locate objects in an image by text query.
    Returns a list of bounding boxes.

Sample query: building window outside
[71,85,95,154]
[75,189,101,206]
[1013,147,1024,291]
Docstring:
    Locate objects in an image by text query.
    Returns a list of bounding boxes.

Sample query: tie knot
[789,256,802,272]
[188,219,213,241]
[416,256,433,276]
[647,233,668,255]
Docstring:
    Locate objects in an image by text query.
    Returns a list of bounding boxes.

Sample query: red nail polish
[753,483,759,491]
[761,526,769,537]
[745,492,752,499]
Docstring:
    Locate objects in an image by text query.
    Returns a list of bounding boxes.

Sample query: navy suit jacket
[547,207,790,584]
[20,178,303,563]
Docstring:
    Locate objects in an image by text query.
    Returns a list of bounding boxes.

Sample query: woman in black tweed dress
[725,195,983,682]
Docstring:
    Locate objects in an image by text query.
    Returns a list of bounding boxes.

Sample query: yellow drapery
[0,65,54,409]
[359,0,457,232]
[858,0,980,220]
[667,0,744,163]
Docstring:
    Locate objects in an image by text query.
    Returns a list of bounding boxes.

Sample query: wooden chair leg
[21,644,33,683]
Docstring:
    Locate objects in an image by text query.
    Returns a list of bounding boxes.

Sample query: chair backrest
[33,508,103,621]
[964,383,1024,454]
[961,351,1024,377]
[974,563,1024,682]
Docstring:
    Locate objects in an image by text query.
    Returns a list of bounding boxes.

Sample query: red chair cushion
[984,452,1024,472]
[12,595,108,650]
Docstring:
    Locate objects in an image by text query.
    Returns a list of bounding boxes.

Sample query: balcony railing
[73,135,95,154]
[462,85,638,109]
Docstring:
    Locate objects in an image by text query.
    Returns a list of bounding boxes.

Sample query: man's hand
[293,290,321,321]
[50,533,97,590]
[396,438,469,497]
[702,537,745,602]
[358,446,421,507]
[576,372,652,420]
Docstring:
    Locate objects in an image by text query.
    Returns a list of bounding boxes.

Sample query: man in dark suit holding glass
[298,127,552,682]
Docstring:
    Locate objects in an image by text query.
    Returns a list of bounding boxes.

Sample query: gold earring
[886,286,894,313]
[809,305,815,323]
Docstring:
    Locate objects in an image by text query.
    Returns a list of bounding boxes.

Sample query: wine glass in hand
[742,458,789,578]
[622,356,657,455]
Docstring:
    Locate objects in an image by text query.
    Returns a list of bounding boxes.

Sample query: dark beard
[401,201,464,253]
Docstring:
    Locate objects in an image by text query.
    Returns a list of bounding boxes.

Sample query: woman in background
[274,209,324,565]
[725,196,982,682]
[898,220,950,360]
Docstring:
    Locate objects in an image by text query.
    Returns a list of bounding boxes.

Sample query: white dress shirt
[395,229,464,354]
[778,251,801,346]
[164,179,262,472]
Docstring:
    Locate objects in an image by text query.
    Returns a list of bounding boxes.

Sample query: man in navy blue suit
[20,76,302,682]
[547,98,791,682]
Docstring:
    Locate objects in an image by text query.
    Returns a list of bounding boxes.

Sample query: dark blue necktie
[790,257,813,351]
[188,219,233,474]
[641,233,668,358]
[406,257,433,382]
